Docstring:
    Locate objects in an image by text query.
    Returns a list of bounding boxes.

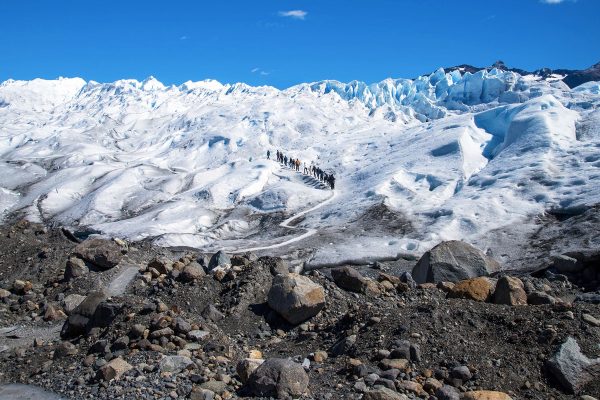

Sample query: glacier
[0,67,599,268]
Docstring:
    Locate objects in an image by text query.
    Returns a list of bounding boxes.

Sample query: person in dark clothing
[329,174,335,189]
[267,150,271,160]
[283,155,287,165]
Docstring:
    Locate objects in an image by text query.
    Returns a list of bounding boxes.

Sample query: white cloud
[251,67,271,76]
[251,67,260,73]
[260,71,270,76]
[278,10,307,20]
[180,35,188,40]
[540,0,575,4]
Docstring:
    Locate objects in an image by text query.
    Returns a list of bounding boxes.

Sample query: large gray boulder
[546,337,600,393]
[267,273,325,325]
[72,238,123,270]
[412,241,500,284]
[247,358,309,399]
[207,250,231,271]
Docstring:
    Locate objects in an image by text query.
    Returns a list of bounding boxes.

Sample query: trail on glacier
[229,187,337,254]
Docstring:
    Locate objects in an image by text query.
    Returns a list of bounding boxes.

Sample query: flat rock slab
[0,384,63,399]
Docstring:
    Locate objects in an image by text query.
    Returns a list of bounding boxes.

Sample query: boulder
[61,290,107,338]
[72,238,123,270]
[461,391,513,400]
[493,276,527,306]
[447,277,495,302]
[208,250,231,271]
[267,273,325,325]
[412,241,500,284]
[331,267,368,293]
[247,358,309,399]
[64,257,88,281]
[12,280,32,295]
[97,357,132,381]
[546,337,600,393]
[0,288,11,298]
[237,358,265,383]
[180,262,205,282]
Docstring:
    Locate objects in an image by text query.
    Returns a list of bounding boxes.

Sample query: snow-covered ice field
[0,69,599,267]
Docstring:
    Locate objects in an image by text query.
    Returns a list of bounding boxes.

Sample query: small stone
[12,280,32,295]
[187,330,210,341]
[582,313,600,327]
[528,291,556,305]
[379,358,409,371]
[436,385,460,400]
[363,388,408,400]
[53,341,78,359]
[547,336,600,393]
[64,256,88,281]
[158,355,193,373]
[267,273,325,325]
[397,380,424,395]
[493,276,527,306]
[247,358,309,398]
[450,365,472,381]
[313,350,328,363]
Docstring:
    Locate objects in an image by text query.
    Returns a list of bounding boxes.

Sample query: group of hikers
[267,150,335,190]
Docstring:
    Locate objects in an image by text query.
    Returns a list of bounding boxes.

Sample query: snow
[0,69,599,266]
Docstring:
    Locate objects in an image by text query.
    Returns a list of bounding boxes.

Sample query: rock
[397,380,423,395]
[12,280,32,295]
[363,388,408,400]
[268,258,290,276]
[0,288,11,298]
[97,357,132,381]
[53,341,78,359]
[267,273,325,325]
[148,257,172,275]
[546,337,600,393]
[200,380,227,394]
[248,358,309,399]
[461,391,513,400]
[208,250,230,271]
[435,385,460,400]
[493,276,527,306]
[187,330,210,341]
[527,291,556,305]
[111,335,129,351]
[447,277,495,302]
[423,378,443,393]
[43,304,66,321]
[72,238,123,270]
[180,262,206,281]
[173,317,192,334]
[582,313,600,327]
[437,281,455,293]
[89,301,122,328]
[189,388,215,400]
[331,334,357,356]
[150,327,174,339]
[61,290,107,338]
[331,267,368,293]
[236,358,265,383]
[313,350,328,363]
[158,355,193,373]
[552,254,583,274]
[379,359,409,371]
[450,365,472,381]
[64,257,88,281]
[389,340,420,362]
[129,324,146,339]
[61,294,86,315]
[400,272,417,289]
[201,304,224,322]
[412,241,500,284]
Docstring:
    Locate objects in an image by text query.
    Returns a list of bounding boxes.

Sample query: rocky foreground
[0,220,599,400]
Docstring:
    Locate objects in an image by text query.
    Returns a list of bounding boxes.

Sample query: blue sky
[1,0,599,88]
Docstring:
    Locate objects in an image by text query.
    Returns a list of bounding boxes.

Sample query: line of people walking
[267,150,335,189]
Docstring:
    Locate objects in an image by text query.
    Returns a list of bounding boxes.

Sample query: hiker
[295,159,300,172]
[329,174,335,189]
[267,150,271,160]
[284,155,288,165]
[303,163,308,174]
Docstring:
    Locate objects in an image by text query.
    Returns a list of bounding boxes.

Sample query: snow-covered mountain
[1,66,599,268]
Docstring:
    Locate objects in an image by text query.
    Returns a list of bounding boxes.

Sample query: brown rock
[363,388,408,400]
[447,277,495,302]
[97,357,133,381]
[397,380,424,395]
[236,358,264,383]
[493,276,527,306]
[379,358,409,371]
[461,391,513,400]
[12,280,32,295]
[72,238,123,270]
